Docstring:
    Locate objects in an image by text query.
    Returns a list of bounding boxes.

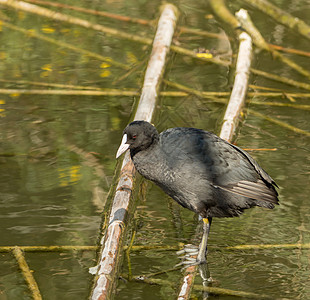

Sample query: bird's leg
[197,217,212,264]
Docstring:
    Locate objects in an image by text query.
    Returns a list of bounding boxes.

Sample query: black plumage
[116,120,279,263]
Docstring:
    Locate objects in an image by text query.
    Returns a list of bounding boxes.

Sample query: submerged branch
[0,78,104,90]
[250,69,310,91]
[12,247,42,300]
[0,0,154,44]
[0,0,229,67]
[25,0,310,59]
[25,0,154,26]
[225,243,310,250]
[0,20,130,69]
[1,245,97,252]
[248,109,310,137]
[236,9,310,80]
[1,242,309,253]
[130,276,274,299]
[268,44,310,58]
[242,0,310,41]
[209,0,310,80]
[0,88,139,96]
[1,88,310,111]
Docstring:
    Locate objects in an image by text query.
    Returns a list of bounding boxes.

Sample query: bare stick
[90,4,178,300]
[12,246,42,300]
[220,30,252,141]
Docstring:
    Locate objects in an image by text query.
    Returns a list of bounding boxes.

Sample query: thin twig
[248,109,310,137]
[0,78,103,90]
[225,243,310,250]
[0,88,139,96]
[1,245,97,252]
[251,68,310,91]
[268,44,310,58]
[126,231,136,280]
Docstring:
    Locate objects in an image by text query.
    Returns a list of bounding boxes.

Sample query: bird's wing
[160,128,278,205]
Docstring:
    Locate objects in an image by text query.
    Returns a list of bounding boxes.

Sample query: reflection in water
[58,165,82,187]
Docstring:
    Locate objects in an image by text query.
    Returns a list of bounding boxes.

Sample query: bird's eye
[132,135,137,139]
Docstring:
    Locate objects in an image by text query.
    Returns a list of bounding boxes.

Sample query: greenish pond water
[0,0,309,299]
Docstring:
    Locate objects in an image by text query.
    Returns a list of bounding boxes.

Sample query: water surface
[0,0,309,299]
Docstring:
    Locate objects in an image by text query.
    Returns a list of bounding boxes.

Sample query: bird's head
[116,120,159,158]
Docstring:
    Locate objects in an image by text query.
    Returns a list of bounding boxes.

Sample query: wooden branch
[220,30,252,141]
[90,4,178,300]
[177,15,253,300]
[242,0,310,41]
[209,0,240,29]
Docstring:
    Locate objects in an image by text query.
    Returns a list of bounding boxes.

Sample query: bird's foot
[175,244,207,268]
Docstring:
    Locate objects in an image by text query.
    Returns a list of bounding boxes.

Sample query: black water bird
[116,121,279,263]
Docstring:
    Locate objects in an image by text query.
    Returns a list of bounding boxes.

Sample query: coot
[116,121,279,263]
